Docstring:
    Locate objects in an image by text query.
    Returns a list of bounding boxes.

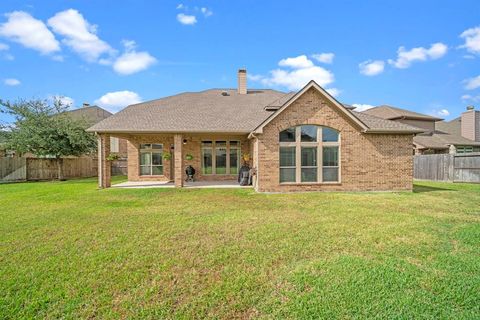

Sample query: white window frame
[201,140,241,175]
[139,144,163,176]
[110,137,119,153]
[279,126,341,184]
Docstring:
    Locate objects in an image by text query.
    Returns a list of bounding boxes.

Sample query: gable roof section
[252,81,369,134]
[435,117,461,136]
[364,105,443,121]
[252,81,422,135]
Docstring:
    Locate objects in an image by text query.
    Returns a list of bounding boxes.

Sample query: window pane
[202,148,212,174]
[280,127,296,142]
[152,144,163,149]
[301,147,317,167]
[301,168,317,182]
[152,166,163,175]
[230,148,239,174]
[140,144,151,149]
[216,141,227,147]
[230,141,239,147]
[280,147,296,167]
[280,168,296,183]
[202,141,213,147]
[323,147,339,166]
[323,127,339,142]
[140,166,151,175]
[301,125,317,142]
[152,152,162,165]
[323,168,339,182]
[140,152,151,165]
[215,146,227,174]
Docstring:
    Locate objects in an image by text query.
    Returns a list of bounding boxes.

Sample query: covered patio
[96,132,252,189]
[111,180,251,189]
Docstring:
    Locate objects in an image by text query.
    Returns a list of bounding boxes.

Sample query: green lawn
[0,178,479,319]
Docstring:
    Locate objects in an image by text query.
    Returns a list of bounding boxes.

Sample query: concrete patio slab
[112,180,251,189]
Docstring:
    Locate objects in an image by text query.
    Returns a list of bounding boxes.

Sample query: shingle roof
[88,87,422,134]
[435,117,461,136]
[364,105,443,121]
[414,131,480,149]
[88,89,286,133]
[350,111,424,133]
[63,106,112,127]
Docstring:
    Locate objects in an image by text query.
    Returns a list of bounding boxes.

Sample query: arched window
[279,125,340,183]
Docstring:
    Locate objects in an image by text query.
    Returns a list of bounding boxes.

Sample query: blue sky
[1,0,479,125]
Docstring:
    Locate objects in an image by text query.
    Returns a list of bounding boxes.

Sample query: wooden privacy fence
[1,158,127,182]
[414,153,480,183]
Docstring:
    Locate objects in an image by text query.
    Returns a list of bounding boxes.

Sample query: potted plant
[163,152,172,161]
[106,153,119,161]
[185,153,194,161]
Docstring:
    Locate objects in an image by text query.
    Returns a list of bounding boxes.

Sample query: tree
[0,99,97,180]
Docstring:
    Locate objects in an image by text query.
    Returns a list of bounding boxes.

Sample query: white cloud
[0,11,60,54]
[437,109,450,116]
[464,75,480,90]
[0,43,8,50]
[176,3,185,9]
[462,94,480,102]
[352,103,375,112]
[359,60,385,76]
[48,9,114,62]
[250,55,335,92]
[4,78,20,86]
[278,55,314,69]
[177,13,197,25]
[112,40,156,75]
[94,90,142,113]
[388,42,448,69]
[113,40,157,75]
[200,7,213,17]
[326,88,340,97]
[459,26,480,55]
[311,53,334,64]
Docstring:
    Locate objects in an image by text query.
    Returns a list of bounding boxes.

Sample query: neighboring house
[88,69,422,192]
[63,104,128,157]
[364,105,480,154]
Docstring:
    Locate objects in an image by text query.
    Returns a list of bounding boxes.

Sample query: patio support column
[97,133,111,188]
[174,134,184,187]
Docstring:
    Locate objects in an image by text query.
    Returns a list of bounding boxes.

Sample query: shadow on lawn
[413,184,454,193]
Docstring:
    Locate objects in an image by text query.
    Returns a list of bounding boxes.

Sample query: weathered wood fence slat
[1,158,127,182]
[414,153,480,183]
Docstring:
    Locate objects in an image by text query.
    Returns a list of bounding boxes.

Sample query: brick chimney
[237,69,247,94]
[461,106,480,141]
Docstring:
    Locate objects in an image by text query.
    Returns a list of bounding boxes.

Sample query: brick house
[88,69,423,192]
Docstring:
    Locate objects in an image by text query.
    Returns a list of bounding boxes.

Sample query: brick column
[174,134,184,187]
[98,134,111,188]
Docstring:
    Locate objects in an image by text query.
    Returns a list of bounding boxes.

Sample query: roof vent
[221,91,230,96]
[467,105,475,110]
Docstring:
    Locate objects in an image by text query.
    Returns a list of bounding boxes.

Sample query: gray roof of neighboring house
[364,105,443,121]
[414,131,480,149]
[63,106,113,127]
[435,117,461,136]
[88,87,422,134]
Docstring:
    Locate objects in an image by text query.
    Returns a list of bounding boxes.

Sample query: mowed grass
[0,178,479,319]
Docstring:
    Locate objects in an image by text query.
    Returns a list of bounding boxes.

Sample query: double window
[201,141,240,175]
[139,144,163,175]
[279,125,340,183]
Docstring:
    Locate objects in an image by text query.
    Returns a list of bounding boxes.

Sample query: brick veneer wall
[125,133,250,182]
[255,87,414,192]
